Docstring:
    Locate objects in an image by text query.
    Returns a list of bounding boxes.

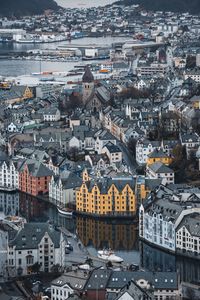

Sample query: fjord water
[55,0,116,8]
[1,190,200,283]
[0,36,128,76]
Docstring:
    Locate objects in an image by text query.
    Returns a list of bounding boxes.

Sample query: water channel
[0,190,200,284]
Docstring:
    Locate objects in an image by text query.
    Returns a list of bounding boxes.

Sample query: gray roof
[85,269,112,290]
[60,173,82,189]
[107,271,178,290]
[181,133,199,143]
[19,159,53,177]
[10,223,61,250]
[148,162,173,174]
[145,178,162,190]
[103,142,122,154]
[86,176,135,193]
[51,270,89,290]
[177,213,200,237]
[147,148,169,159]
[82,66,94,83]
[113,280,153,300]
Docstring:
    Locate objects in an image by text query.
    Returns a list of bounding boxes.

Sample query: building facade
[7,223,66,277]
[0,160,19,189]
[19,159,53,196]
[76,175,136,216]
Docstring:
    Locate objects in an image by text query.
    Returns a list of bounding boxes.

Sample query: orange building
[19,159,53,196]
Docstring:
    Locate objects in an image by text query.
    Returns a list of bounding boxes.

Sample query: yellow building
[147,148,173,166]
[76,174,136,216]
[189,95,200,109]
[0,85,33,105]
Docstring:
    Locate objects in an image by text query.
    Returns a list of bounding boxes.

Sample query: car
[45,287,51,293]
[65,248,70,254]
[66,244,73,251]
[32,281,41,285]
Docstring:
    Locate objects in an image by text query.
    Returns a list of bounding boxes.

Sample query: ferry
[98,249,123,263]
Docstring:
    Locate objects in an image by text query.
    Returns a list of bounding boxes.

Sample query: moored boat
[98,249,123,263]
[57,207,73,216]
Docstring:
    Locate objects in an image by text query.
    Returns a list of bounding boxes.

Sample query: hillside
[117,0,200,14]
[0,0,59,16]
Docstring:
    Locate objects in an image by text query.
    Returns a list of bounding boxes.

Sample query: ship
[57,206,73,216]
[98,249,123,263]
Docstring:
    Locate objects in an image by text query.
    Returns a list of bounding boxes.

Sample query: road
[117,141,138,175]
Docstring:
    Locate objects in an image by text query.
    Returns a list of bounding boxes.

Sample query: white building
[102,142,122,164]
[7,122,19,133]
[51,270,89,300]
[43,108,61,122]
[0,160,19,189]
[136,139,160,165]
[139,185,200,254]
[7,223,66,277]
[136,63,169,77]
[184,70,200,83]
[146,162,174,185]
[140,201,176,252]
[181,133,200,158]
[51,279,73,300]
[176,213,200,255]
[49,173,82,206]
[95,130,117,154]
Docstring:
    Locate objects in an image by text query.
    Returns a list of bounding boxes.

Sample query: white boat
[78,264,90,270]
[57,207,73,216]
[98,249,123,263]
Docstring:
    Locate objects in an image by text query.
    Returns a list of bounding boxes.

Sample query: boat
[98,249,123,263]
[57,207,73,216]
[78,264,90,270]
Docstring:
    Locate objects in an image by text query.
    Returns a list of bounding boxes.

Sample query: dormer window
[22,236,26,241]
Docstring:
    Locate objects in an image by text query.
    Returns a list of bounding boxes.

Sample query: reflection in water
[140,242,176,272]
[140,241,200,283]
[0,191,19,216]
[76,215,138,251]
[1,191,200,283]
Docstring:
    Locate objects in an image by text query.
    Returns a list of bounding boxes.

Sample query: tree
[68,147,79,161]
[51,264,61,273]
[30,262,41,274]
[59,92,83,113]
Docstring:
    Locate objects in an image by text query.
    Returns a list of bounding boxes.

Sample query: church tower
[82,65,94,104]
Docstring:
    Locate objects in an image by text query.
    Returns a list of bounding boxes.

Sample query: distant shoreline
[55,0,116,8]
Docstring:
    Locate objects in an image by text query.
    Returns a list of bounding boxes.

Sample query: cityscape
[0,0,200,299]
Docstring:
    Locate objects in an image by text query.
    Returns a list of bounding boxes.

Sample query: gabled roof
[19,159,53,177]
[10,222,61,250]
[148,162,173,174]
[103,142,122,153]
[148,148,169,159]
[51,270,89,290]
[85,268,112,290]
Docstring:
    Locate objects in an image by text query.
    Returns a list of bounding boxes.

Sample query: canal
[0,190,200,284]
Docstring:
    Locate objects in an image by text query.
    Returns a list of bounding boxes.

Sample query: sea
[55,0,116,8]
[0,36,129,77]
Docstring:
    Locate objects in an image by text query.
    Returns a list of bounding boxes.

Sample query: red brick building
[19,159,53,196]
